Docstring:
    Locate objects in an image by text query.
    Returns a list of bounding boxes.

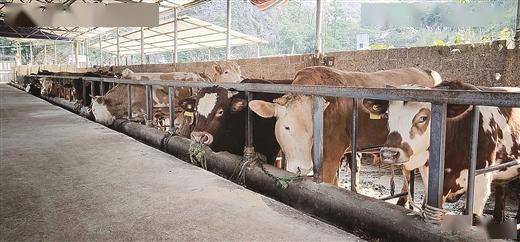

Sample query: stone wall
[18,40,519,87]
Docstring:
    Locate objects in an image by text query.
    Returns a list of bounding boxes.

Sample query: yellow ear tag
[370,113,381,120]
[184,111,194,117]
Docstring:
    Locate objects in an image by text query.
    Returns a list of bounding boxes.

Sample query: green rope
[189,141,207,169]
[274,171,303,189]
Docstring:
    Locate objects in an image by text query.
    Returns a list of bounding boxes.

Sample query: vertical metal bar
[245,91,253,147]
[514,0,520,44]
[226,0,231,60]
[90,80,95,97]
[140,27,145,65]
[315,0,324,56]
[427,103,447,208]
[82,79,88,106]
[312,96,324,182]
[53,40,57,65]
[99,35,103,66]
[409,169,415,209]
[127,84,132,120]
[145,85,152,121]
[173,7,178,64]
[74,41,79,69]
[256,44,260,58]
[465,105,480,215]
[29,42,33,65]
[350,98,358,192]
[168,86,175,130]
[100,80,105,96]
[116,27,120,66]
[85,39,89,68]
[43,41,47,65]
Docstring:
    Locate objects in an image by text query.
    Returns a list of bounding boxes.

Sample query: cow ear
[228,90,239,98]
[361,99,389,115]
[213,64,223,74]
[446,104,472,120]
[179,97,196,112]
[249,100,276,118]
[230,98,247,113]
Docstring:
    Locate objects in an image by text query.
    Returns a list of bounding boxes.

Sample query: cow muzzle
[380,147,405,164]
[191,131,213,145]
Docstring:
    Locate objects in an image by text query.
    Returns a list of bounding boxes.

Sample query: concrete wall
[18,40,519,87]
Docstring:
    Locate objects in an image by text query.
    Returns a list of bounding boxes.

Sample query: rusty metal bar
[465,106,480,215]
[127,84,132,120]
[427,103,447,208]
[350,98,358,192]
[245,91,253,148]
[312,96,324,182]
[168,86,175,130]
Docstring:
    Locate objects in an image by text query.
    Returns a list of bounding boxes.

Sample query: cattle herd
[20,62,519,227]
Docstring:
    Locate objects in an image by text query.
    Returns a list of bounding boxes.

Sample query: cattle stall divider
[26,75,520,230]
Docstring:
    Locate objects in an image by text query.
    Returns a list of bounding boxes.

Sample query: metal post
[350,98,358,192]
[312,96,324,182]
[82,79,88,106]
[315,0,324,57]
[140,27,145,65]
[256,44,260,58]
[465,106,480,215]
[173,7,178,64]
[74,41,79,68]
[168,86,175,130]
[54,40,57,65]
[245,91,253,148]
[409,169,415,209]
[99,35,103,66]
[90,80,95,97]
[116,27,120,66]
[127,84,132,120]
[427,103,447,208]
[514,0,520,45]
[85,39,89,68]
[43,41,47,65]
[100,80,105,96]
[29,42,33,65]
[145,85,152,121]
[226,0,231,60]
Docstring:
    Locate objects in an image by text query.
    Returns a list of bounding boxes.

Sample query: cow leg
[493,183,507,224]
[397,167,410,207]
[345,153,361,191]
[472,173,492,219]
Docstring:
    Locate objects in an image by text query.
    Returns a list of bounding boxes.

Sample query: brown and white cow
[363,80,520,217]
[249,66,442,187]
[212,62,243,83]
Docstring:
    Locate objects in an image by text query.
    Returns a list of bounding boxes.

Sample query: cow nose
[191,131,213,145]
[380,147,400,163]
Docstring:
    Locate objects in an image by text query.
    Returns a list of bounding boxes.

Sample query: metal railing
[25,74,520,220]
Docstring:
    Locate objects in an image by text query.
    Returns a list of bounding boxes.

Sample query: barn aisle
[0,84,360,241]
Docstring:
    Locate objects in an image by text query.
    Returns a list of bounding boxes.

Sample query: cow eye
[224,71,229,74]
[216,109,224,116]
[418,116,428,123]
[284,126,290,131]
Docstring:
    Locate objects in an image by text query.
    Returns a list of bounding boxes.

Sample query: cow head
[362,81,476,170]
[121,68,134,79]
[249,94,329,175]
[213,62,242,83]
[180,87,245,146]
[40,78,52,96]
[91,96,115,125]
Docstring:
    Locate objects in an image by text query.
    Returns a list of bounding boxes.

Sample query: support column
[315,0,324,57]
[43,41,47,65]
[85,39,89,68]
[173,7,178,64]
[99,35,103,66]
[53,40,57,65]
[515,0,520,47]
[74,41,79,68]
[226,0,231,60]
[29,42,33,65]
[116,27,120,66]
[140,27,145,65]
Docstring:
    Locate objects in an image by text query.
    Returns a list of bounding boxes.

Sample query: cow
[362,80,520,220]
[249,66,442,196]
[212,62,243,83]
[180,79,292,164]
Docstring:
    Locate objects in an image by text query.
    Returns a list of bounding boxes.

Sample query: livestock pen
[11,71,520,240]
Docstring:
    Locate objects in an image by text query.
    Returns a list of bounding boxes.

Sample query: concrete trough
[9,82,482,241]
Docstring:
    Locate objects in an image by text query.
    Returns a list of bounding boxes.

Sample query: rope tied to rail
[189,140,207,170]
[402,171,447,224]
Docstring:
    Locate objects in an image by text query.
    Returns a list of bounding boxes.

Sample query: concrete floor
[0,84,360,241]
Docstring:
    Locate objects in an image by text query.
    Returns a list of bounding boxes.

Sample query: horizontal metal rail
[476,160,519,175]
[32,75,520,107]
